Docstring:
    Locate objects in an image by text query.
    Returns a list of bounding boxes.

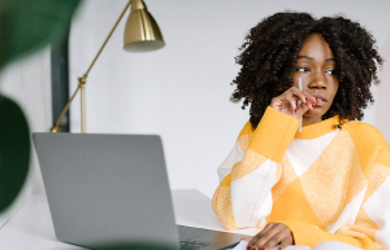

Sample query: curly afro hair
[231,12,383,128]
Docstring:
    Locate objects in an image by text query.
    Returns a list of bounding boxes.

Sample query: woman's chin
[303,109,328,119]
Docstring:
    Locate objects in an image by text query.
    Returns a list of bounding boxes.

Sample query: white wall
[69,0,390,198]
[377,39,390,144]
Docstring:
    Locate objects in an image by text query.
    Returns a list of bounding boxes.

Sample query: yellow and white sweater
[212,106,390,250]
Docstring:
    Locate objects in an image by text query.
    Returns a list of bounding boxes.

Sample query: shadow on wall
[377,38,390,145]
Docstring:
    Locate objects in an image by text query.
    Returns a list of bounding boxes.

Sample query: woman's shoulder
[234,120,256,153]
[344,120,390,178]
[237,120,255,138]
[343,120,388,149]
[344,120,384,137]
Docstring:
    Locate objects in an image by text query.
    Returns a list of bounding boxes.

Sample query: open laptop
[32,133,245,250]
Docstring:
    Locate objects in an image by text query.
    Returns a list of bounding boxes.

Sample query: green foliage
[0,95,30,213]
[0,0,81,70]
[0,1,178,249]
[0,0,80,213]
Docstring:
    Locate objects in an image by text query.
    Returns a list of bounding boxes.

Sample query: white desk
[0,189,259,250]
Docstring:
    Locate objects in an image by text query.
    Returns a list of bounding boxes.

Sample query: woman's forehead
[297,33,335,61]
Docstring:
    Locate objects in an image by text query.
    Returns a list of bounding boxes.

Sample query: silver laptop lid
[33,133,179,248]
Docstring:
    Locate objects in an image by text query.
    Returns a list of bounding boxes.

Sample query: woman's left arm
[277,135,390,250]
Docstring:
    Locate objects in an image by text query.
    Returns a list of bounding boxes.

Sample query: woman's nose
[309,72,327,89]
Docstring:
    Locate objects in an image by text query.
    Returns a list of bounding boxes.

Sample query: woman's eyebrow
[297,55,314,60]
[297,55,335,62]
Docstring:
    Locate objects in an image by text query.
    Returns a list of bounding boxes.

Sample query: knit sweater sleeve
[212,106,300,230]
[276,124,390,250]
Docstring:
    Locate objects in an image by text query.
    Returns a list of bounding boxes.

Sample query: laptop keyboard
[180,239,211,250]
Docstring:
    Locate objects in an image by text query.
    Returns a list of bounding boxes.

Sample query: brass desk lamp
[50,0,164,133]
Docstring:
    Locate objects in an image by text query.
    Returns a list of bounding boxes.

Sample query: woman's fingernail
[312,104,316,109]
[304,97,308,103]
[252,247,257,250]
[278,247,282,250]
[246,246,251,250]
[260,247,265,250]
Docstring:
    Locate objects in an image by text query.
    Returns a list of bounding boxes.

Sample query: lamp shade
[123,0,165,52]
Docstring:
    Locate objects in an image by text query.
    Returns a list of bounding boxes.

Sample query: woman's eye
[325,69,337,75]
[296,67,309,73]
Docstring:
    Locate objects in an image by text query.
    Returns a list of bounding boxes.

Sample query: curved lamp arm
[50,0,132,133]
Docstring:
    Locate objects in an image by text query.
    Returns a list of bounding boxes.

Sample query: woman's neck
[302,116,322,127]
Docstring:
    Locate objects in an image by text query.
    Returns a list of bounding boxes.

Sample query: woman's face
[292,33,339,120]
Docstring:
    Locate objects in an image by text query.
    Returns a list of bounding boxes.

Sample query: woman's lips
[314,99,327,107]
[312,94,327,107]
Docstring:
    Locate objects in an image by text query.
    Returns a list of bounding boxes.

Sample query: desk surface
[0,189,259,250]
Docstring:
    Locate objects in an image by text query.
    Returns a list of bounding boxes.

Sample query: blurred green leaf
[0,0,81,70]
[0,95,30,213]
[0,0,81,212]
[0,2,183,249]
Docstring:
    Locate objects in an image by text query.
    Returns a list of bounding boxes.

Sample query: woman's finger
[279,231,294,250]
[271,86,318,115]
[302,90,318,104]
[296,102,311,116]
[250,223,284,249]
[297,93,316,110]
[289,87,309,104]
[261,224,292,249]
[285,94,299,111]
[248,223,277,249]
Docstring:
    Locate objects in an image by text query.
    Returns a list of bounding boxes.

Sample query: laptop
[32,133,245,250]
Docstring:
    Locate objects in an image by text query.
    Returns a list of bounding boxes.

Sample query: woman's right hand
[270,86,318,119]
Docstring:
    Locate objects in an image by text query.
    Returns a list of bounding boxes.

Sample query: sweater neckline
[294,116,342,140]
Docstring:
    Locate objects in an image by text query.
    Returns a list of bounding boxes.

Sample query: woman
[212,12,389,250]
